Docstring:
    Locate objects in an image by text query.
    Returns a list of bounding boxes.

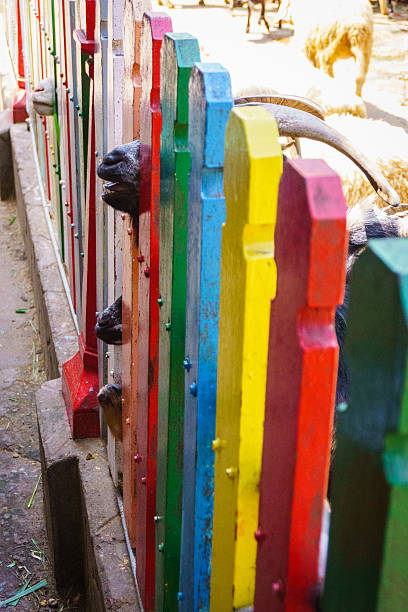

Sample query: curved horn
[235,102,401,207]
[234,94,325,120]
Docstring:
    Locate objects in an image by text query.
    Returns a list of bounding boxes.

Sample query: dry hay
[300,113,408,215]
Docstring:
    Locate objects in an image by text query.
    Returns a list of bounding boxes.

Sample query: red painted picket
[62,0,100,438]
[254,159,348,611]
[136,13,172,609]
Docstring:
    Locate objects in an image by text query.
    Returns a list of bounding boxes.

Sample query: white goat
[300,114,408,214]
[274,0,374,97]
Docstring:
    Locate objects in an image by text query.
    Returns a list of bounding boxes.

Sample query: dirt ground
[0,202,80,611]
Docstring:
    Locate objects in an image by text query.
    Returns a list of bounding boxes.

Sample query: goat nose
[102,148,124,165]
[96,312,109,327]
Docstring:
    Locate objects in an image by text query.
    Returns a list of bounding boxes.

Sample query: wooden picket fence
[9,0,408,610]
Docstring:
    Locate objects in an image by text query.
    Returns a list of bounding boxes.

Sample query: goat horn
[235,102,401,207]
[234,94,325,120]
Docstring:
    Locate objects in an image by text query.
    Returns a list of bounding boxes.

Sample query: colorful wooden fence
[11,1,408,610]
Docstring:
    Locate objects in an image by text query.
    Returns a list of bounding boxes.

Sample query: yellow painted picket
[210,106,283,611]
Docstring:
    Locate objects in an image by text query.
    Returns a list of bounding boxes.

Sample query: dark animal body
[96,201,399,420]
[334,208,399,405]
[95,295,122,345]
[97,384,123,440]
[97,140,140,221]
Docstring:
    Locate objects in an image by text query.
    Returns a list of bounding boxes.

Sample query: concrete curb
[37,379,140,611]
[10,123,140,611]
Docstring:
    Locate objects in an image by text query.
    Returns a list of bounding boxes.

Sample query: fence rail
[7,0,408,610]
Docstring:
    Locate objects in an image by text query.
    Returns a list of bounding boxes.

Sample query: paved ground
[153,0,408,128]
[0,201,78,611]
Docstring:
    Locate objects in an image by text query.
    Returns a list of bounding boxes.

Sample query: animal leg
[258,0,270,31]
[352,43,371,97]
[378,0,388,14]
[320,54,334,78]
[246,2,252,33]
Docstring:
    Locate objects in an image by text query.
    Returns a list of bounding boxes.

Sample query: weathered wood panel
[121,0,149,552]
[255,158,347,612]
[106,0,125,487]
[94,0,109,426]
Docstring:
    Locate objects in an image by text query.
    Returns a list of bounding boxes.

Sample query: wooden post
[121,0,144,556]
[156,33,200,612]
[105,0,125,487]
[254,158,347,612]
[323,239,408,612]
[210,105,282,611]
[62,0,100,438]
[13,0,28,122]
[131,13,172,610]
[66,0,84,315]
[59,0,79,313]
[94,0,109,430]
[179,62,233,612]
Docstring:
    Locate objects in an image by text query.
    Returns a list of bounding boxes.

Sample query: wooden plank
[156,34,200,612]
[179,62,233,612]
[106,0,125,486]
[254,158,347,612]
[135,12,172,611]
[379,0,388,15]
[323,239,408,612]
[62,0,100,438]
[210,105,282,611]
[73,0,91,245]
[121,0,142,553]
[59,0,78,312]
[94,0,109,414]
[67,0,84,311]
[49,0,65,259]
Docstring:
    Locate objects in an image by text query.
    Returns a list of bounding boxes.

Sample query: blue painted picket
[180,63,233,612]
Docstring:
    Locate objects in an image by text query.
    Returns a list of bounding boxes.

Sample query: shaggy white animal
[31,78,55,116]
[232,72,367,119]
[275,0,374,97]
[300,114,408,214]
